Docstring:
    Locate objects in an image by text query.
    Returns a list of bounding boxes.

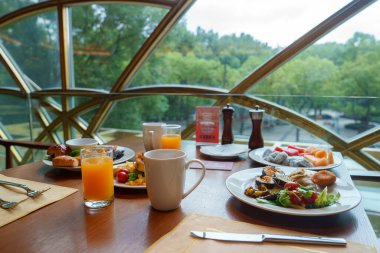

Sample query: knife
[190,231,347,246]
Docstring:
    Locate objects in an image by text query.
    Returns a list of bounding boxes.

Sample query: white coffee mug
[142,122,165,151]
[144,149,206,211]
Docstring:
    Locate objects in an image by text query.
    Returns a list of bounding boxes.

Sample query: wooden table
[0,140,379,253]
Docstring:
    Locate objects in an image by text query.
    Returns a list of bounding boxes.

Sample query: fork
[0,198,18,209]
[0,179,44,197]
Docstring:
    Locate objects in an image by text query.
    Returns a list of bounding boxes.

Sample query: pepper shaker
[221,104,235,144]
[248,105,264,150]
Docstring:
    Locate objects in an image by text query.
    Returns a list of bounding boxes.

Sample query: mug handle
[182,159,206,199]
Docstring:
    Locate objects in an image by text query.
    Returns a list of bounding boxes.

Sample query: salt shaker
[248,105,264,150]
[221,103,235,144]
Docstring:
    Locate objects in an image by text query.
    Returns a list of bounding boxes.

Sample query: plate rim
[113,179,146,189]
[226,167,361,216]
[200,144,246,159]
[248,147,342,170]
[43,146,135,171]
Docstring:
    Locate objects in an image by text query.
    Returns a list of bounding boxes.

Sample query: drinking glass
[81,146,114,208]
[161,124,181,149]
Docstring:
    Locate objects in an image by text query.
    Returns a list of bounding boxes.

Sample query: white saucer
[200,144,248,159]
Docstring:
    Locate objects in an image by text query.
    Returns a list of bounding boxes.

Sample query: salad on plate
[244,166,340,209]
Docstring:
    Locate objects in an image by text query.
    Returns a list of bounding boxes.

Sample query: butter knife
[190,231,346,246]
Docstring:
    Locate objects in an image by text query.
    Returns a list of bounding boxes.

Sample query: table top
[0,139,379,253]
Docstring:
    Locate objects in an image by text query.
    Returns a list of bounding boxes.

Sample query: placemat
[0,174,78,227]
[145,213,376,253]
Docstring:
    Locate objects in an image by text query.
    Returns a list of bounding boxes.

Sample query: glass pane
[130,0,349,89]
[248,96,379,139]
[0,0,49,18]
[364,142,380,164]
[353,180,380,239]
[0,11,61,89]
[0,95,30,139]
[79,104,100,124]
[0,146,5,170]
[0,61,18,88]
[71,4,168,90]
[248,1,380,139]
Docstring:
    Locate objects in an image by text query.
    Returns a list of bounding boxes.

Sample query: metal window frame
[0,0,378,170]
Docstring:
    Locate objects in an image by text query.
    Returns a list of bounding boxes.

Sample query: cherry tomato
[117,171,128,183]
[284,182,300,191]
[289,190,302,205]
[302,191,318,205]
[118,168,129,174]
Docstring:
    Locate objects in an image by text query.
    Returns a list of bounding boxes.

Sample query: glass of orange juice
[161,124,182,149]
[81,146,114,208]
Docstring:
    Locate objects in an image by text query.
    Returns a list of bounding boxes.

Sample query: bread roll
[52,155,79,167]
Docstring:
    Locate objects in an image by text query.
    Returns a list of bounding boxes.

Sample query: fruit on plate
[304,149,334,167]
[263,145,335,167]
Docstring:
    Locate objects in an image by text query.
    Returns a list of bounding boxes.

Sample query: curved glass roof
[0,0,378,170]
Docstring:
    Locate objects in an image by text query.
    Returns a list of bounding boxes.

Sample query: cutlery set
[0,179,48,209]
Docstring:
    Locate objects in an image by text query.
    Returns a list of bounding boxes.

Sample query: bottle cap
[249,105,264,120]
[222,103,235,114]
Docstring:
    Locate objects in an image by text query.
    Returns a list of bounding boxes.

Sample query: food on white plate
[47,144,72,158]
[52,155,79,167]
[115,152,145,186]
[46,143,125,167]
[311,170,336,186]
[262,145,335,167]
[244,166,340,209]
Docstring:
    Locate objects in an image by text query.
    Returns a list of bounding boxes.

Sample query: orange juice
[81,156,114,201]
[161,134,181,149]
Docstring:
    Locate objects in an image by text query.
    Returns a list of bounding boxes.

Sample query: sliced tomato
[302,192,318,205]
[284,182,300,191]
[289,190,302,205]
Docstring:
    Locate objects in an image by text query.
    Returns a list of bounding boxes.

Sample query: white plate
[200,144,248,159]
[113,146,135,164]
[226,167,361,216]
[248,147,342,170]
[113,179,146,189]
[43,146,135,171]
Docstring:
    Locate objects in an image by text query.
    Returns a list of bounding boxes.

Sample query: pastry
[52,155,79,167]
[311,170,336,186]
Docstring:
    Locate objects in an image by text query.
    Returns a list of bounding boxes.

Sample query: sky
[185,0,380,48]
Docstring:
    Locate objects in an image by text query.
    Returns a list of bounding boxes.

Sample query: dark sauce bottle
[221,104,234,145]
[248,105,264,150]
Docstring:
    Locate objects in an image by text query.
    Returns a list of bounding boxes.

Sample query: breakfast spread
[262,145,335,167]
[114,153,145,186]
[244,166,340,209]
